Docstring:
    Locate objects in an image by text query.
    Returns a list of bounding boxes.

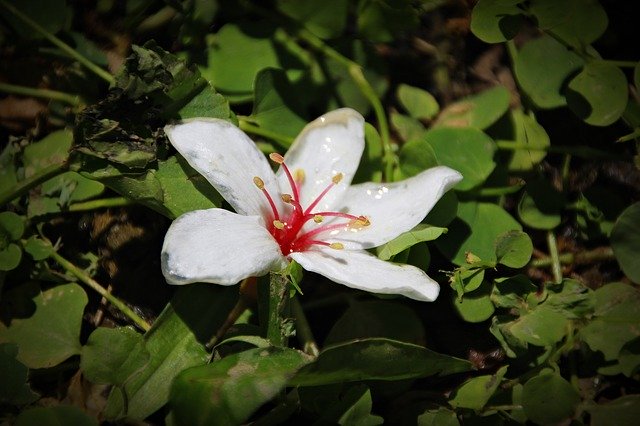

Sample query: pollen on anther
[356,216,371,226]
[253,176,265,189]
[273,220,285,230]
[269,153,285,164]
[313,215,324,223]
[332,173,344,184]
[281,194,292,203]
[330,242,344,250]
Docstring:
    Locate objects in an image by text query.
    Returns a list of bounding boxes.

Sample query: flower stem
[0,0,115,85]
[68,197,133,212]
[0,82,81,106]
[295,28,395,181]
[0,162,69,207]
[546,231,563,283]
[262,272,291,347]
[49,249,151,331]
[291,296,319,357]
[529,246,614,268]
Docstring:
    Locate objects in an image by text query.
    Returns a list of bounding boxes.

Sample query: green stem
[291,296,319,357]
[49,250,151,331]
[238,118,294,147]
[296,28,395,181]
[68,197,133,212]
[467,183,525,197]
[0,0,114,84]
[0,82,81,106]
[263,272,291,347]
[0,162,68,207]
[529,246,614,268]
[546,231,563,283]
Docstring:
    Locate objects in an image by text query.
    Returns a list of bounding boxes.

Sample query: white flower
[161,109,462,301]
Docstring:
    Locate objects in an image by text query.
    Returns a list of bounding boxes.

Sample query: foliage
[0,0,638,424]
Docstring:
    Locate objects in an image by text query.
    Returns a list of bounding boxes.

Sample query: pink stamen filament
[256,157,368,254]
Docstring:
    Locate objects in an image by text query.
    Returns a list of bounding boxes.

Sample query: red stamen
[270,153,300,202]
[254,176,279,221]
[304,173,343,215]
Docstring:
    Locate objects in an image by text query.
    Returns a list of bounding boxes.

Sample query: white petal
[328,166,463,249]
[164,119,282,217]
[291,248,439,302]
[161,208,285,285]
[278,108,365,211]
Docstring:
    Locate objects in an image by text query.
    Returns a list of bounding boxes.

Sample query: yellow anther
[330,242,344,250]
[332,173,344,185]
[356,216,371,227]
[269,153,285,164]
[273,220,285,230]
[313,215,324,223]
[253,176,265,189]
[281,194,293,203]
[294,168,305,183]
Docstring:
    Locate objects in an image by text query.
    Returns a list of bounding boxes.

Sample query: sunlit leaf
[470,0,524,43]
[171,347,311,426]
[610,202,640,283]
[495,230,533,268]
[522,371,580,424]
[434,85,510,130]
[377,224,447,261]
[450,365,508,409]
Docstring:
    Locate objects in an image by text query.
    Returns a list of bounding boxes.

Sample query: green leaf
[377,224,447,261]
[453,280,495,323]
[277,0,348,39]
[495,230,533,268]
[635,62,640,91]
[566,62,628,126]
[518,179,564,230]
[399,136,438,178]
[509,305,569,346]
[176,83,233,121]
[500,109,550,172]
[325,301,426,346]
[423,127,496,191]
[250,68,307,140]
[0,143,18,193]
[98,170,169,217]
[357,0,419,43]
[290,338,473,386]
[0,242,21,271]
[23,129,72,179]
[0,211,24,240]
[514,35,584,108]
[155,155,222,219]
[470,0,524,43]
[392,113,427,143]
[450,365,508,410]
[530,0,608,47]
[15,406,97,426]
[0,283,87,369]
[23,236,54,261]
[171,347,311,426]
[336,385,383,426]
[0,0,72,40]
[104,284,238,420]
[491,275,538,311]
[0,343,38,405]
[521,372,580,424]
[417,407,460,426]
[397,84,439,120]
[435,85,511,130]
[436,201,522,265]
[610,202,640,283]
[586,394,640,426]
[580,282,640,361]
[202,22,305,101]
[29,171,105,218]
[81,327,148,385]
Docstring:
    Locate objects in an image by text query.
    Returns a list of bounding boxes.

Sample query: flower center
[254,153,370,255]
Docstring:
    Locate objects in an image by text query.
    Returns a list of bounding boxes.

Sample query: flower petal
[164,119,282,217]
[161,208,285,285]
[279,108,365,211]
[290,248,440,301]
[329,166,463,249]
